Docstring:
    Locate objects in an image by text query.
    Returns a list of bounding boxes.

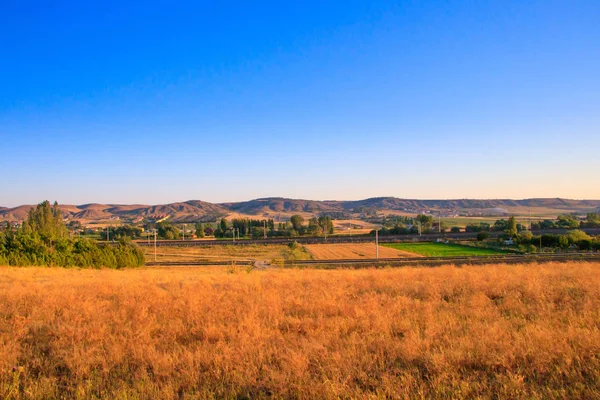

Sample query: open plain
[1,262,599,399]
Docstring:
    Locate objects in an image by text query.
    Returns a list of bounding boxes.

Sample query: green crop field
[383,242,506,257]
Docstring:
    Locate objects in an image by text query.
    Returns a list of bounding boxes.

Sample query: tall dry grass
[0,263,599,399]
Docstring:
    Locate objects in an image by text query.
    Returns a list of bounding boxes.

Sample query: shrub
[0,201,144,268]
[477,232,490,241]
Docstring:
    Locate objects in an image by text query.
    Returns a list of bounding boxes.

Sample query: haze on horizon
[1,1,599,208]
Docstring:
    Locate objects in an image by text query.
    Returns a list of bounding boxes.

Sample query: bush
[477,232,491,241]
[0,201,144,268]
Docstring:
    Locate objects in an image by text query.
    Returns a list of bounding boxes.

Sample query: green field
[383,242,506,257]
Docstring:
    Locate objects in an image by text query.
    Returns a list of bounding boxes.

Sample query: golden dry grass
[305,243,419,259]
[1,263,599,399]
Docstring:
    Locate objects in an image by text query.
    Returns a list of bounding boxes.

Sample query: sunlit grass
[0,262,599,398]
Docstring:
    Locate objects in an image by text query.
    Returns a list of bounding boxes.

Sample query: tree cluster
[518,230,600,251]
[531,214,593,230]
[0,201,144,268]
[99,225,143,240]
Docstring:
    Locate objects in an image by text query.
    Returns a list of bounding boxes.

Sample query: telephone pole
[375,229,379,259]
[154,230,157,262]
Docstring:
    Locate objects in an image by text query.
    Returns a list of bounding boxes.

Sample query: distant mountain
[340,197,600,212]
[221,197,342,215]
[1,197,599,223]
[0,201,228,223]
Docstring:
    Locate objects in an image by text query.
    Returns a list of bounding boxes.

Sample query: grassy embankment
[1,262,599,398]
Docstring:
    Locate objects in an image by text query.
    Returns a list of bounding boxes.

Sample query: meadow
[1,262,599,398]
[384,242,507,257]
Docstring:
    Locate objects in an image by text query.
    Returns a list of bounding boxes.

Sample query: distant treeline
[214,216,334,238]
[0,201,144,268]
[374,214,600,236]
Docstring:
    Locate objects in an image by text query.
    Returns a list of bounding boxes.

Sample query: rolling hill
[1,197,599,224]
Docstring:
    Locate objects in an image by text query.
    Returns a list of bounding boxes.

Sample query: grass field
[305,243,419,259]
[384,242,507,257]
[1,263,599,398]
[141,244,288,263]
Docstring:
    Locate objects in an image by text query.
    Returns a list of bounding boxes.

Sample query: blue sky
[1,1,599,206]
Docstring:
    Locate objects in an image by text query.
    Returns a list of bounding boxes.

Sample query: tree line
[374,214,600,236]
[0,201,144,268]
[212,215,334,239]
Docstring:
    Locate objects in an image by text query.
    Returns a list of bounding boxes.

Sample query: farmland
[141,244,287,263]
[305,243,419,259]
[384,242,507,257]
[1,262,599,398]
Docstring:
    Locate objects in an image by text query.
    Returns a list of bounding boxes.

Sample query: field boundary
[283,253,600,267]
[133,228,600,247]
[144,253,600,268]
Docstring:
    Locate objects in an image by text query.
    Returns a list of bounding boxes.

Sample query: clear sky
[1,1,599,207]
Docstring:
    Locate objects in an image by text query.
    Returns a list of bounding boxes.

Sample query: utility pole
[376,229,379,259]
[106,226,109,242]
[182,224,185,241]
[263,220,267,239]
[438,214,441,234]
[154,230,157,262]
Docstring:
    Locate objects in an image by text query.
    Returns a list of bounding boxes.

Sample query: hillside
[0,201,228,223]
[222,197,343,215]
[1,197,599,224]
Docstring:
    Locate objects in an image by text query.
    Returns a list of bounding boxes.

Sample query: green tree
[557,214,579,229]
[518,231,534,244]
[290,215,304,232]
[22,200,67,244]
[506,216,518,237]
[477,232,490,241]
[416,214,434,231]
[0,201,144,268]
[157,221,180,240]
[567,230,591,244]
[318,216,334,235]
[195,222,205,238]
[582,213,600,228]
[307,217,323,236]
[220,218,228,232]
